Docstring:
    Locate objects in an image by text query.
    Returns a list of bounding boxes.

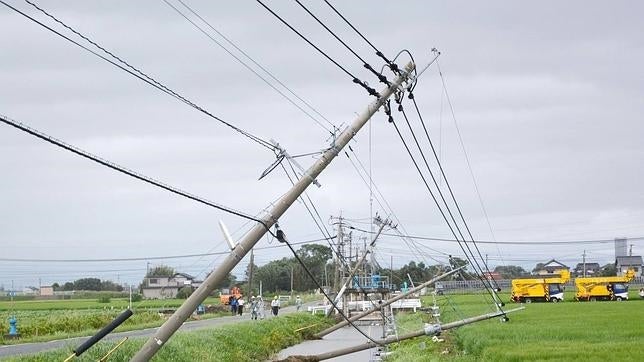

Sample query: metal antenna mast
[131,62,415,361]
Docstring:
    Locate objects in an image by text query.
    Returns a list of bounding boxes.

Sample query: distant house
[573,263,601,277]
[615,256,643,278]
[22,286,39,295]
[39,286,54,296]
[142,272,202,299]
[482,272,502,281]
[533,259,569,276]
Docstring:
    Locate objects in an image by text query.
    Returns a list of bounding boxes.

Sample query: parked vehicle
[575,270,635,301]
[511,269,570,303]
[219,286,242,305]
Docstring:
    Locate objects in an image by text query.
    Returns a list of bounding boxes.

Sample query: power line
[343,149,445,265]
[278,231,383,347]
[398,100,501,291]
[0,114,270,229]
[321,0,396,71]
[349,227,644,245]
[293,0,389,85]
[255,0,379,97]
[4,0,275,151]
[162,0,337,135]
[387,112,501,310]
[0,236,335,263]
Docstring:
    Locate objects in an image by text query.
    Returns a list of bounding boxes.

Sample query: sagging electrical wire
[275,225,384,346]
[280,159,393,317]
[396,99,501,293]
[0,113,276,235]
[405,92,503,291]
[386,104,503,313]
[4,0,275,152]
[0,236,335,263]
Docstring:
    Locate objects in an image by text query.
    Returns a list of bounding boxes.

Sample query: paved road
[0,302,308,358]
[276,324,384,361]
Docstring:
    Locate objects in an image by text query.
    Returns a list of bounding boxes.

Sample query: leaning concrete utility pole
[131,62,415,361]
[315,266,465,338]
[288,307,524,361]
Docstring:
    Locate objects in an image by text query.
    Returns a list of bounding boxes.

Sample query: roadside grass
[387,291,644,361]
[5,313,333,362]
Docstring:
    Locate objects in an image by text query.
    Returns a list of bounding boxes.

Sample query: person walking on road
[237,296,245,316]
[250,296,261,320]
[257,296,266,319]
[295,295,303,312]
[230,296,238,316]
[271,296,281,316]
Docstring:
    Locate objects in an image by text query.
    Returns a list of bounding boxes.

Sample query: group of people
[229,295,264,318]
[228,294,304,318]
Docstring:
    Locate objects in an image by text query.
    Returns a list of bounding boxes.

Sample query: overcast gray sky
[1,0,643,289]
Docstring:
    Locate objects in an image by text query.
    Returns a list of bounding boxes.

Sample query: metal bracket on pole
[269,139,322,187]
[218,220,236,250]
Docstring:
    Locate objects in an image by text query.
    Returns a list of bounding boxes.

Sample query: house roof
[574,263,600,269]
[615,256,643,266]
[538,259,569,269]
[173,272,196,280]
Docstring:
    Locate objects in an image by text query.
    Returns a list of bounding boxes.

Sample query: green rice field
[389,290,644,361]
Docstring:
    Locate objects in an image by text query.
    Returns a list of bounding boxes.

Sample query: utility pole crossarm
[131,62,415,361]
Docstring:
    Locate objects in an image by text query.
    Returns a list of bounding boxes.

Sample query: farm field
[0,296,222,311]
[389,290,644,361]
[0,297,226,345]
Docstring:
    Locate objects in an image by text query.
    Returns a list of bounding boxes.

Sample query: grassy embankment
[4,313,332,362]
[388,290,644,361]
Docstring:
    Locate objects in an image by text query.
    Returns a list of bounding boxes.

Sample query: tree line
[51,278,124,292]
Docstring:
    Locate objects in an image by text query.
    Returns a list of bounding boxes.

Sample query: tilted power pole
[315,266,465,338]
[131,62,415,361]
[326,217,389,316]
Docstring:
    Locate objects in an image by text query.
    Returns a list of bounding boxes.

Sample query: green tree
[146,265,175,277]
[600,263,617,276]
[73,278,102,291]
[494,265,529,279]
[176,286,194,299]
[295,244,332,291]
[254,257,293,292]
[100,280,124,292]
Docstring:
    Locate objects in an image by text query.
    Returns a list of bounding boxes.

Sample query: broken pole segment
[293,306,525,361]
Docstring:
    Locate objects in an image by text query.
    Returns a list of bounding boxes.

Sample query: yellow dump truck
[575,269,635,301]
[511,269,571,303]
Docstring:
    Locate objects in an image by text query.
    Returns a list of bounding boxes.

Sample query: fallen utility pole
[315,266,464,338]
[131,62,415,361]
[326,217,389,316]
[285,306,524,361]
